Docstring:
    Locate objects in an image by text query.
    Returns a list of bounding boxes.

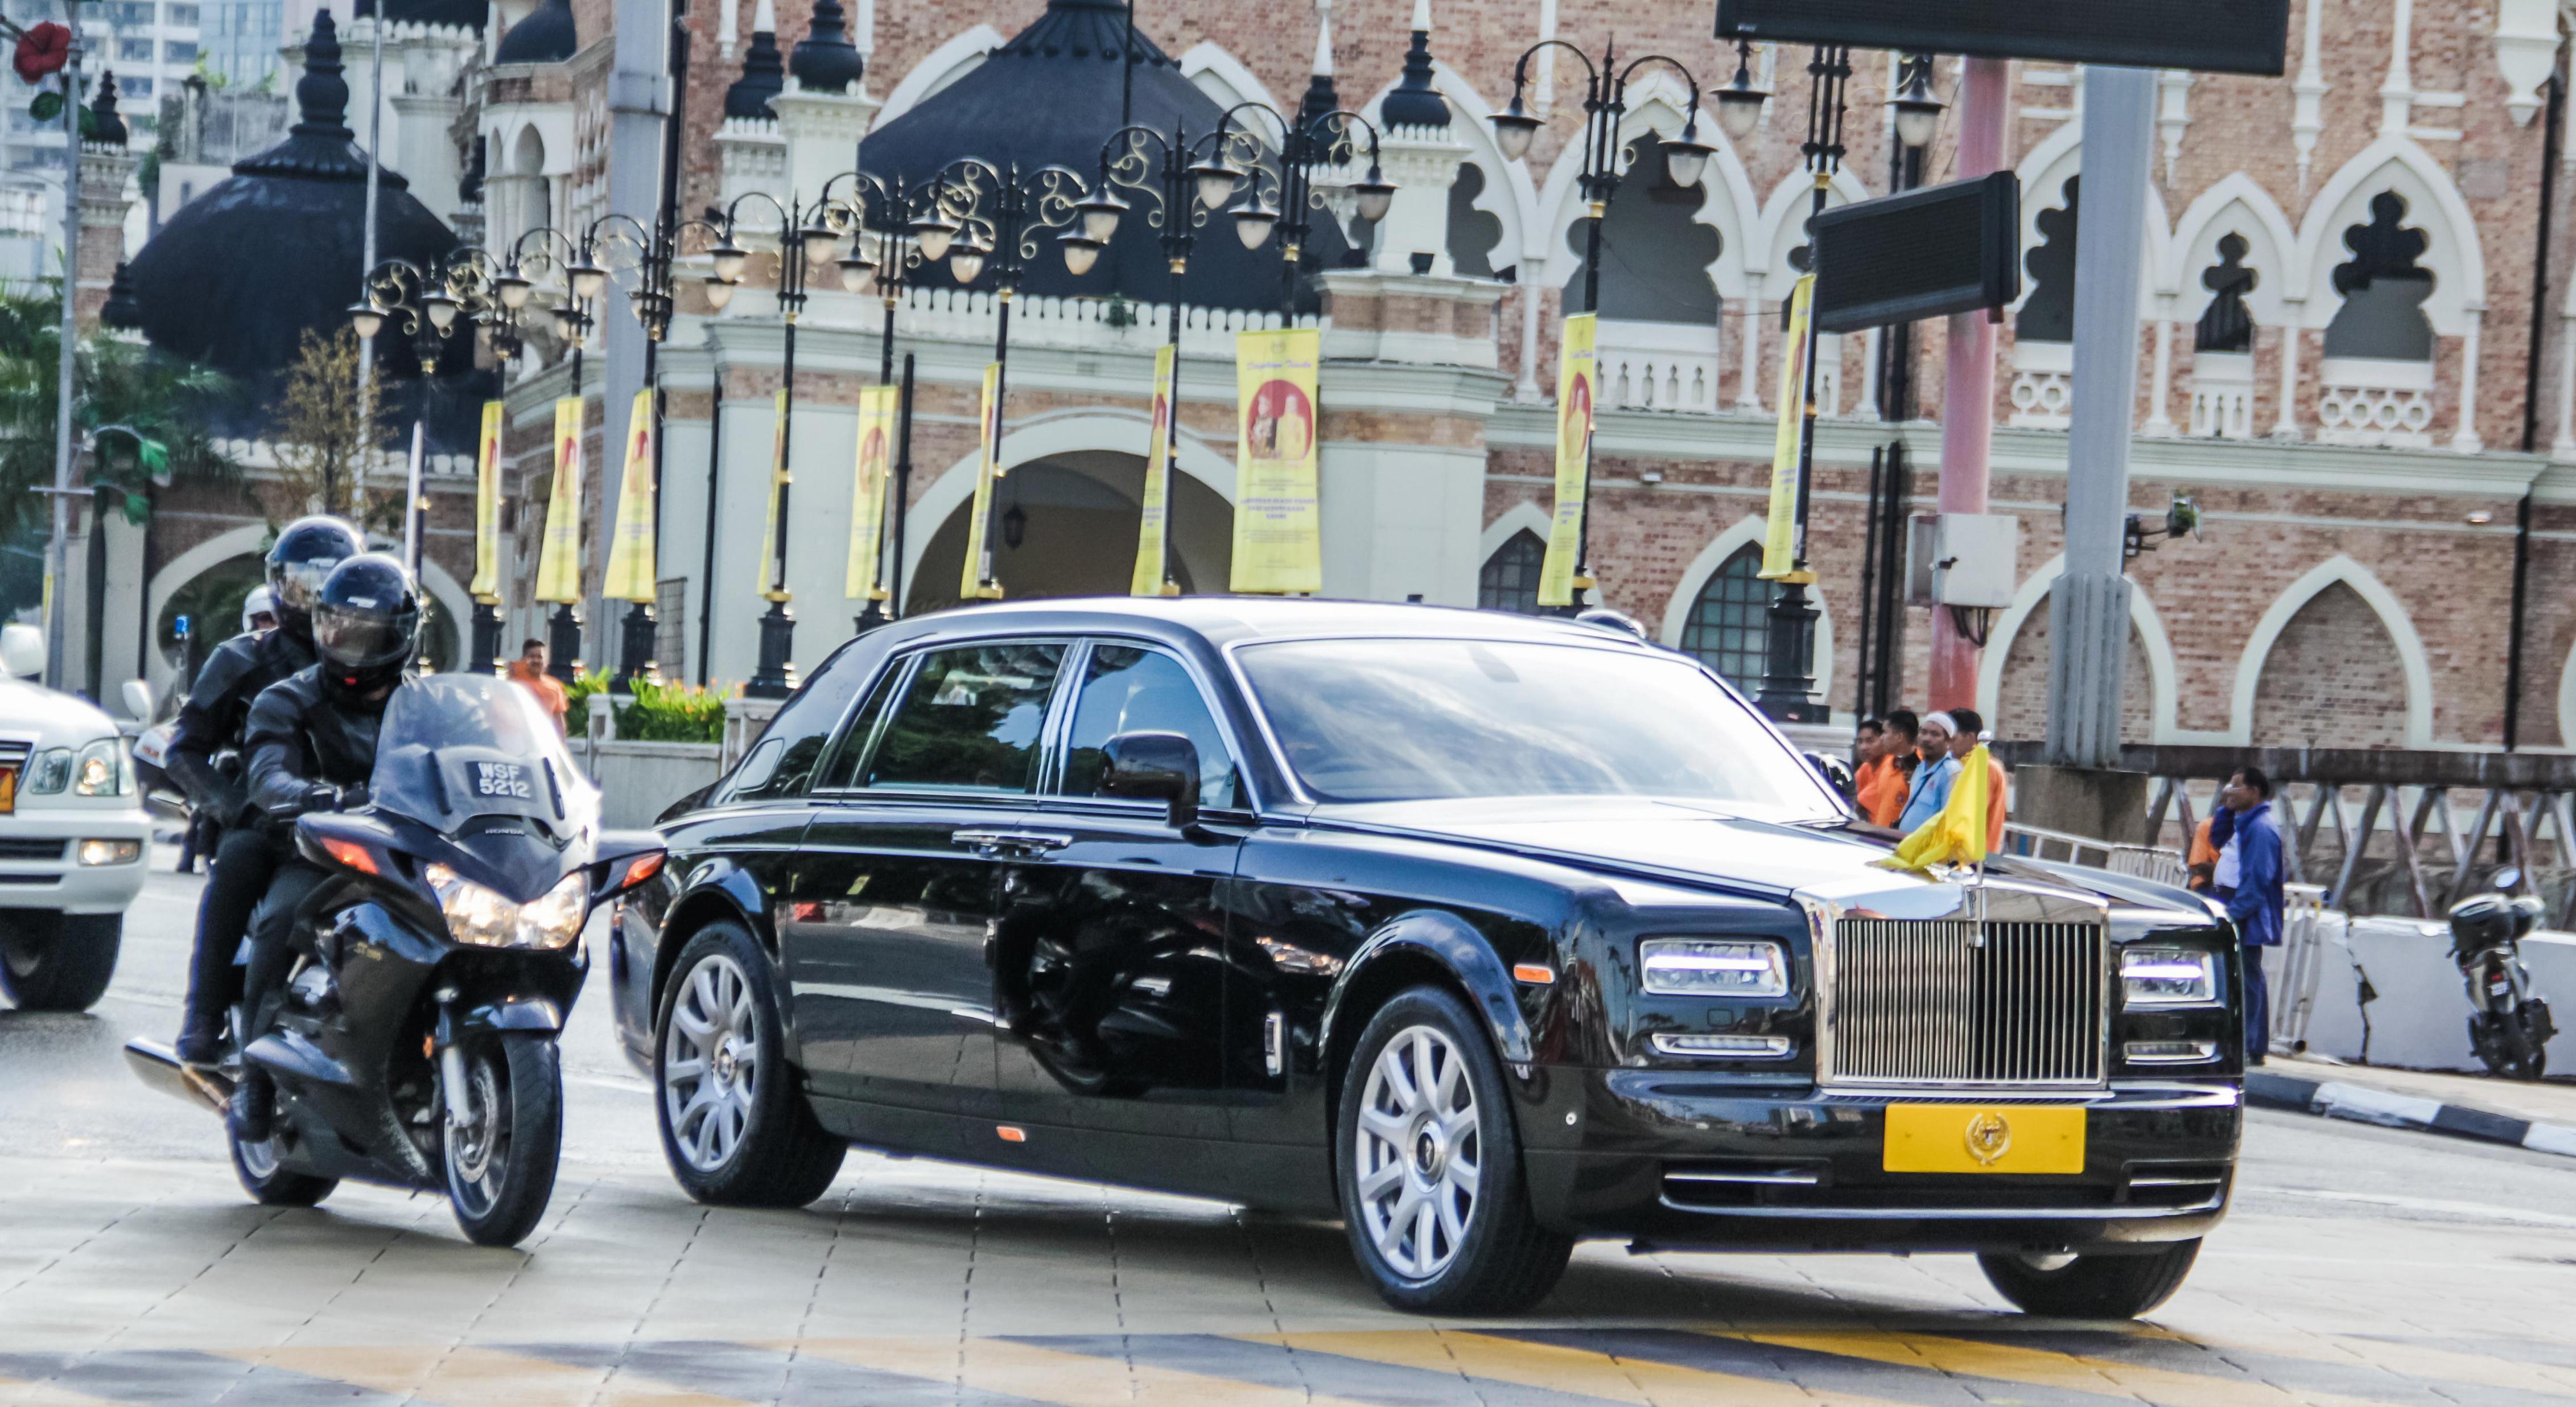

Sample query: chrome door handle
[952,828,1074,857]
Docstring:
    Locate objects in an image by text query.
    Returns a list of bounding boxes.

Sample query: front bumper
[1519,1068,2241,1253]
[0,809,154,914]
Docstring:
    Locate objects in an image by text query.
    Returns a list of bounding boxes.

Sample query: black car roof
[877,595,1670,653]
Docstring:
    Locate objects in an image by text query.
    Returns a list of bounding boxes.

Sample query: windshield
[1237,637,1839,816]
[371,673,599,838]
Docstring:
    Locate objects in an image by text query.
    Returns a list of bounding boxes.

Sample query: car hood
[0,677,117,748]
[1309,796,2199,919]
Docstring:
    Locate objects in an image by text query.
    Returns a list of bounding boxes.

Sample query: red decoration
[13,23,69,84]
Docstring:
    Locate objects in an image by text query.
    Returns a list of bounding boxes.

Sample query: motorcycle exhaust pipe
[122,1038,232,1116]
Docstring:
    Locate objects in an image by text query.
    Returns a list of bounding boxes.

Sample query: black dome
[788,0,864,94]
[859,0,1354,314]
[493,0,575,64]
[125,10,459,396]
[725,26,785,118]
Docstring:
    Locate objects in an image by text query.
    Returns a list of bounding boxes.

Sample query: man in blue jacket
[2218,766,2284,1064]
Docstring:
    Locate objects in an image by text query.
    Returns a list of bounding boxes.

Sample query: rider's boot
[175,1007,223,1065]
[229,1065,274,1143]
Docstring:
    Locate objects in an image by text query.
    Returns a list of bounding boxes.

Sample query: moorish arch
[1655,515,1835,704]
[2229,554,2433,747]
[2164,172,2301,319]
[1530,72,1759,307]
[2295,135,2486,336]
[1355,64,1535,279]
[2006,124,2171,318]
[1974,553,2181,743]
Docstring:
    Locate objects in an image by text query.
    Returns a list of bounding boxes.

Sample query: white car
[0,622,149,1011]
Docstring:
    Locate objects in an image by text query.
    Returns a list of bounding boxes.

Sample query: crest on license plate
[1964,1109,2013,1165]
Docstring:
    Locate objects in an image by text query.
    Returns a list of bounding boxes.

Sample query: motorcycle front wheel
[442,1031,563,1247]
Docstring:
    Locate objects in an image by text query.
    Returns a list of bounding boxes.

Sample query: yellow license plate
[0,767,14,815]
[1884,1103,2085,1174]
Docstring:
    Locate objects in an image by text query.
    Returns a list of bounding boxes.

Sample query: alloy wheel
[664,953,759,1172]
[444,1046,510,1219]
[1354,1024,1482,1280]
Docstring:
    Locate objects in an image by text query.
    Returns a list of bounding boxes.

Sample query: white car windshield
[1237,637,1839,815]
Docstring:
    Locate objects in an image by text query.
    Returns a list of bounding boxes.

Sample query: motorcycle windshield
[370,674,600,841]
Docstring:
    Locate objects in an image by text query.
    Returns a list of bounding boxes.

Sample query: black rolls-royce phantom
[608,599,2242,1315]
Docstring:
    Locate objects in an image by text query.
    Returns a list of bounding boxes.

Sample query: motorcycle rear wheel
[229,1116,336,1208]
[442,1031,563,1247]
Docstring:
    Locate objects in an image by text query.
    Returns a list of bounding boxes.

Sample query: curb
[2247,1071,2576,1159]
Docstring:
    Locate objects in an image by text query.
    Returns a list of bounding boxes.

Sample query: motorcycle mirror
[2496,866,2524,893]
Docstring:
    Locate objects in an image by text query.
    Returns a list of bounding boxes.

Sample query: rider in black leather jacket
[230,552,419,1142]
[171,517,360,1063]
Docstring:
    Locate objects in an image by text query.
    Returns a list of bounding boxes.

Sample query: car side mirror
[122,679,154,722]
[0,623,43,680]
[1806,750,1857,803]
[1101,730,1200,829]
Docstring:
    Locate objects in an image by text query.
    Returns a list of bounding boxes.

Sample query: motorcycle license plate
[1884,1104,2085,1174]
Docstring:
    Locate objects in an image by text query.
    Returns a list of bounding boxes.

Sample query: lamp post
[349,247,515,576]
[707,187,850,697]
[831,171,926,632]
[1490,41,1716,614]
[921,158,1092,601]
[495,223,606,684]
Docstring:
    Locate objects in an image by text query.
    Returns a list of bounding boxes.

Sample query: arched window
[1679,545,1769,690]
[2017,175,2079,343]
[1478,529,1546,614]
[1562,133,1722,323]
[1446,161,1503,279]
[2194,232,2257,353]
[2324,191,2434,362]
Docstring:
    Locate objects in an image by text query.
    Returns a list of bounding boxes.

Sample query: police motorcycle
[127,672,665,1246]
[2449,867,2557,1080]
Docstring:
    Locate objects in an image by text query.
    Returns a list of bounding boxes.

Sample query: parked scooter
[2449,867,2556,1080]
[125,672,663,1246]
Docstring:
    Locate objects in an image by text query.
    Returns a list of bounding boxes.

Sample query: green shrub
[615,678,732,743]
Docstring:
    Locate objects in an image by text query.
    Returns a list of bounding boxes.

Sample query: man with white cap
[1897,711,1964,832]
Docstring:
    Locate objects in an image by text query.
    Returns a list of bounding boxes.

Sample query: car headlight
[2121,945,2218,1006]
[425,863,588,949]
[76,838,141,866]
[72,739,125,796]
[1640,939,1790,997]
[23,748,71,795]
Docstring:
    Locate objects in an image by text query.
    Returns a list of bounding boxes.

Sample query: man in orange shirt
[1946,706,2009,851]
[1857,709,1917,826]
[505,637,571,735]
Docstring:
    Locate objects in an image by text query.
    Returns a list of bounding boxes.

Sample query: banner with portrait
[1538,312,1597,608]
[1228,328,1322,595]
[1130,343,1177,597]
[469,400,502,600]
[959,363,1004,601]
[602,389,658,602]
[753,389,790,599]
[1761,274,1819,585]
[844,384,897,602]
[532,396,584,604]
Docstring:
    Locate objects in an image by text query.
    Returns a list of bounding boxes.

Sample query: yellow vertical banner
[532,397,584,603]
[601,389,658,602]
[844,385,896,600]
[1761,274,1818,584]
[753,389,790,599]
[959,362,1004,601]
[1130,343,1177,596]
[1537,312,1597,607]
[1227,327,1322,595]
[468,400,502,600]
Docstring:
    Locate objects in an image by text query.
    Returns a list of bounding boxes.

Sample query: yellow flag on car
[1883,744,1991,873]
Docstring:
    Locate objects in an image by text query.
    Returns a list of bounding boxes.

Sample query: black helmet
[265,516,364,642]
[311,553,420,695]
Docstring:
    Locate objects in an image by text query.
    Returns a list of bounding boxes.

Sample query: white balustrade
[2315,355,2435,449]
[2008,339,2072,429]
[2187,351,2256,440]
[1592,319,1721,413]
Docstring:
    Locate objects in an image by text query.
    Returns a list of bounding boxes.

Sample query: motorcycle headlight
[72,739,125,796]
[2121,945,2218,1007]
[425,863,588,950]
[1640,939,1790,997]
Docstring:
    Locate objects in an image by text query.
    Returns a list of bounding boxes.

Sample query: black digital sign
[1810,172,2020,334]
[1715,0,2291,77]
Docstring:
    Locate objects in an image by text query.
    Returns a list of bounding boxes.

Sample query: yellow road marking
[1721,1330,2414,1407]
[1265,1329,1926,1406]
[216,1344,748,1406]
[784,1335,1388,1407]
[2144,1324,2576,1403]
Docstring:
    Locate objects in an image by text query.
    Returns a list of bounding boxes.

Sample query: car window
[718,642,876,804]
[811,659,906,791]
[1061,644,1240,809]
[864,641,1067,794]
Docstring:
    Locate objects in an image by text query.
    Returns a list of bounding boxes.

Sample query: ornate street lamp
[1490,40,1715,615]
[832,170,933,632]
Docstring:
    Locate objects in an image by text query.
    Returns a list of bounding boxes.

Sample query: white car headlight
[23,748,72,795]
[2121,945,2218,1007]
[425,863,588,949]
[1640,939,1790,997]
[72,739,125,797]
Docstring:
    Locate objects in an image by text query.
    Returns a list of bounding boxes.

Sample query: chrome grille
[1821,916,2108,1088]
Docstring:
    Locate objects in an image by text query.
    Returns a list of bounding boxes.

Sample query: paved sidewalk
[2249,1054,2576,1157]
[2261,1052,2576,1126]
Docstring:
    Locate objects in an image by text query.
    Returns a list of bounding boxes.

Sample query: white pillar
[2451,306,2485,453]
[2380,0,2416,134]
[2273,299,2304,440]
[1856,325,1881,419]
[1515,281,1543,401]
[2552,311,2576,458]
[2144,315,2177,435]
[1736,273,1765,411]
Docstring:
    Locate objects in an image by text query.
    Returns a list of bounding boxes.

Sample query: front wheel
[442,1031,563,1247]
[1978,1240,2201,1318]
[1334,986,1571,1315]
[655,923,846,1207]
[0,912,122,1011]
